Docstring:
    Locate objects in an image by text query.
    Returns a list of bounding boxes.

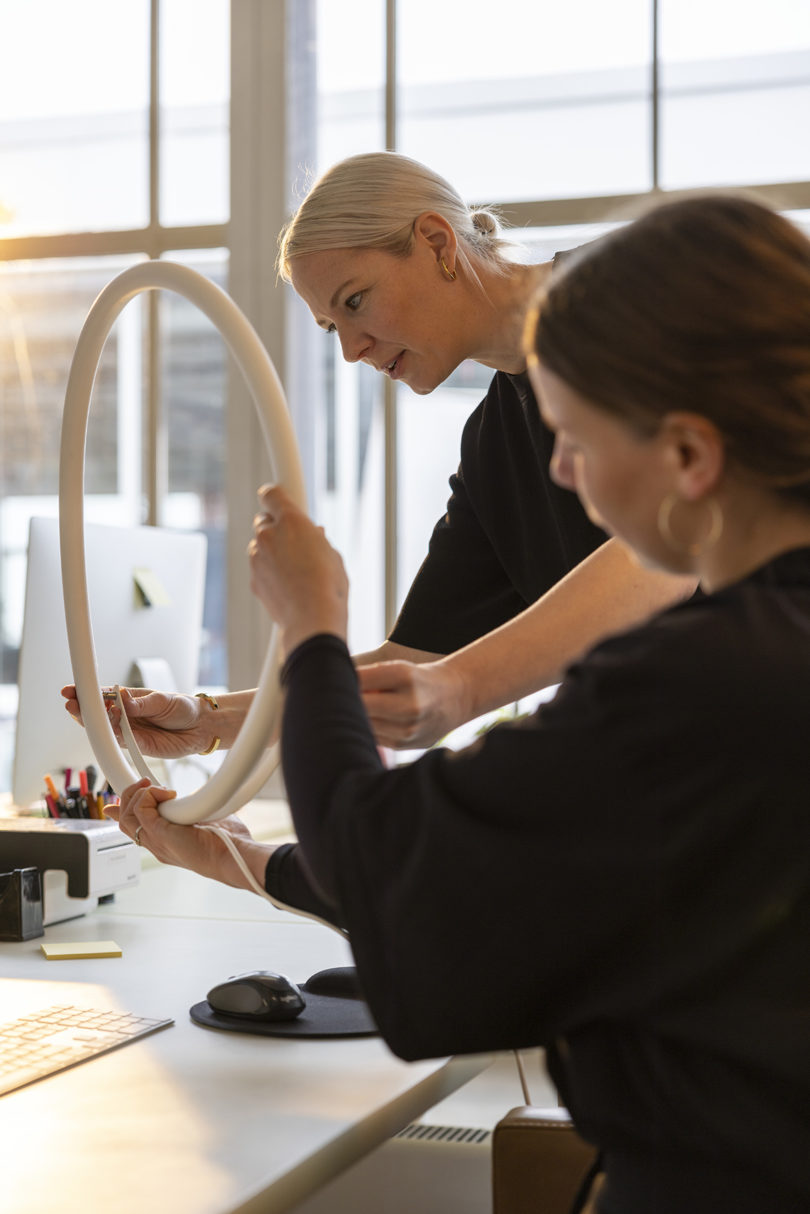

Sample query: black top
[388,370,607,653]
[271,547,810,1214]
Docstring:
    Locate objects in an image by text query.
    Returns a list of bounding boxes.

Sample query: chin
[401,362,454,396]
[400,376,437,396]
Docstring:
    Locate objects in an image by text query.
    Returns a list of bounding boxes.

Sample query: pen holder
[0,867,44,941]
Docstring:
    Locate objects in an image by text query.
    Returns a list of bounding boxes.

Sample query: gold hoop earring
[657,493,724,556]
[440,257,457,281]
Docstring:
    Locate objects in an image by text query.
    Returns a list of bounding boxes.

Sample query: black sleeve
[280,631,648,1059]
[388,372,606,655]
[388,453,530,654]
[278,628,671,1060]
[280,633,386,903]
[279,607,795,1065]
[264,843,347,931]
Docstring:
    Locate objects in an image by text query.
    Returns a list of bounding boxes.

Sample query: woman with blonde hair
[66,152,692,757]
[114,193,810,1213]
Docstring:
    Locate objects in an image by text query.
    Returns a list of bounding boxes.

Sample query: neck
[461,260,552,375]
[699,491,810,592]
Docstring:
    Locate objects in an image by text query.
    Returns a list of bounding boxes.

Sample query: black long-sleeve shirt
[388,369,606,653]
[271,547,810,1214]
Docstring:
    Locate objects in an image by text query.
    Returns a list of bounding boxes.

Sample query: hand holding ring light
[60,261,306,826]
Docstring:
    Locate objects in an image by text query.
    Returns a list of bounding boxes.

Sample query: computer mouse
[206,971,306,1021]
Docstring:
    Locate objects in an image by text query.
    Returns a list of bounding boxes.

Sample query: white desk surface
[0,807,489,1214]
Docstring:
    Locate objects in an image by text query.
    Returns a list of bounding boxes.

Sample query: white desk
[0,824,488,1214]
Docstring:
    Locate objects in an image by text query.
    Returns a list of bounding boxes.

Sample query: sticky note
[133,567,171,607]
[41,940,122,960]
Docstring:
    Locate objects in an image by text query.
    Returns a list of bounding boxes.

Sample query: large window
[1,0,809,797]
[0,0,229,793]
[288,0,810,652]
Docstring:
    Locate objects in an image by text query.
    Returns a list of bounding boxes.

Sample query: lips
[382,352,404,380]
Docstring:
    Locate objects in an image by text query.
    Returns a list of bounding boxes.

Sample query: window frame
[2,0,809,696]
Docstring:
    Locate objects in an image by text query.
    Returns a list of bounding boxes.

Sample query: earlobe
[413,211,457,271]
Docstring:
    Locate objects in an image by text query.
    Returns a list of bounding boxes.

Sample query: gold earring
[658,493,724,556]
[440,257,457,281]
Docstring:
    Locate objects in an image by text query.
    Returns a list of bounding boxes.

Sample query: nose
[337,322,371,365]
[550,437,576,490]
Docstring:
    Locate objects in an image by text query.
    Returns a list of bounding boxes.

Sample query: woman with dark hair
[111,193,810,1213]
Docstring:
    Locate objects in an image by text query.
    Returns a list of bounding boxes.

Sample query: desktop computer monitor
[12,516,207,809]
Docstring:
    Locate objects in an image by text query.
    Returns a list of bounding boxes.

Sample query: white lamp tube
[60,260,306,825]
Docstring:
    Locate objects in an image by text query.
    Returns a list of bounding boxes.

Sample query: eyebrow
[329,278,356,310]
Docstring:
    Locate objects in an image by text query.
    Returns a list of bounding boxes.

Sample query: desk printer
[0,818,140,925]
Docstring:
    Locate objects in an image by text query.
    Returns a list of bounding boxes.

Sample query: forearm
[202,652,437,752]
[353,639,441,667]
[441,539,696,720]
[218,832,277,891]
[281,634,385,901]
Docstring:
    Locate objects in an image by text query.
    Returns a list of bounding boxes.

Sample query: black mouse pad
[189,967,379,1038]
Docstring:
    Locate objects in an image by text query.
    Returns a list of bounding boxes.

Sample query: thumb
[120,689,164,717]
[152,786,177,803]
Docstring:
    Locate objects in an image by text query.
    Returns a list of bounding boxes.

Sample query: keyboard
[0,1004,174,1097]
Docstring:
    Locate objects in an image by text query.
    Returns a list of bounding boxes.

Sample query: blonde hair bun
[470,207,500,239]
[278,152,513,283]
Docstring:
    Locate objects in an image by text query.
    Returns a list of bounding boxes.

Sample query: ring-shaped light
[59,261,306,824]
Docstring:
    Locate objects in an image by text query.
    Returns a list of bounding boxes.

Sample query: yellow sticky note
[133,567,171,607]
[41,940,122,960]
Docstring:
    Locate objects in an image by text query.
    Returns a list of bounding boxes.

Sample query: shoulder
[560,575,807,723]
[461,370,545,452]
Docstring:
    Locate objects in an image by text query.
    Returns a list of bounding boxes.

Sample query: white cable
[200,823,349,941]
[114,685,161,785]
[513,1049,533,1105]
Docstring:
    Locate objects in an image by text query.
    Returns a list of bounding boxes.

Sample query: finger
[252,509,274,533]
[256,483,285,520]
[362,697,415,729]
[257,483,307,526]
[118,688,160,718]
[119,777,151,813]
[63,699,84,726]
[367,723,415,749]
[151,786,178,804]
[365,718,418,748]
[356,661,412,692]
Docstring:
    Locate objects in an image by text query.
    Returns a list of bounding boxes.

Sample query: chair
[492,1105,601,1214]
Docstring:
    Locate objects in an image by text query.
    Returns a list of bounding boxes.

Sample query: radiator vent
[394,1122,492,1146]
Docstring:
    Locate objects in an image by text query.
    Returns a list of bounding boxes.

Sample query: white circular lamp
[60,260,304,824]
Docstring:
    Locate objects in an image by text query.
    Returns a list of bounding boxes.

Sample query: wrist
[280,609,348,660]
[195,692,221,755]
[435,654,476,731]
